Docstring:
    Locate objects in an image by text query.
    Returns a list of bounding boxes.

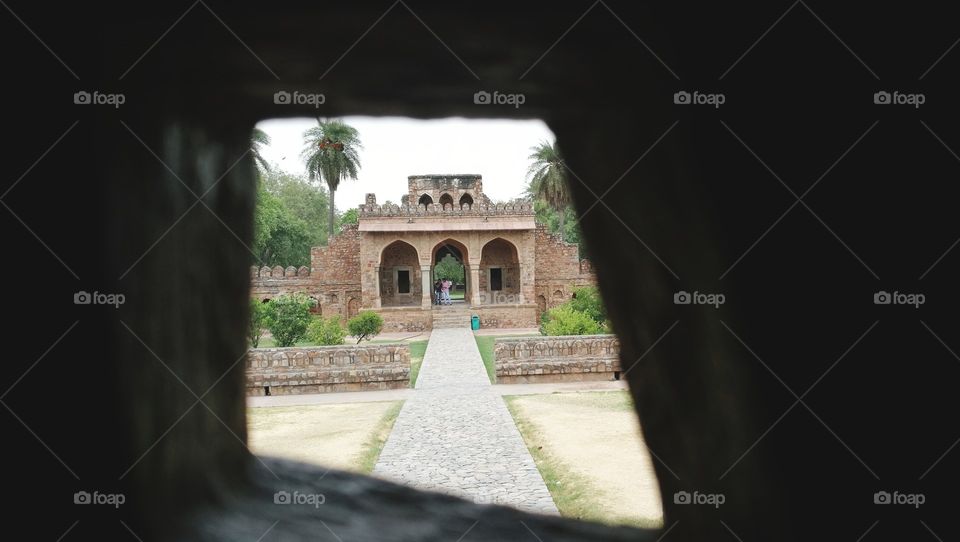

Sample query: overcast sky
[255,116,555,210]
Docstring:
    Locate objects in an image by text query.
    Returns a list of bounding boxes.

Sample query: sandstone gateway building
[251,174,595,331]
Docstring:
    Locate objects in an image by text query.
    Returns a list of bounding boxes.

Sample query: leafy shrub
[568,286,607,325]
[308,316,346,346]
[347,311,384,344]
[263,294,314,347]
[248,299,268,347]
[540,305,604,336]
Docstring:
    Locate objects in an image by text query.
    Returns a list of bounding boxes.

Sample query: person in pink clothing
[440,278,452,305]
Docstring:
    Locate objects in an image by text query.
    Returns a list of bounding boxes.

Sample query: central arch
[431,238,470,305]
[438,193,454,210]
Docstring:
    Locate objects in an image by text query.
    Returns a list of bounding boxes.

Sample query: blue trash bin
[471,315,480,330]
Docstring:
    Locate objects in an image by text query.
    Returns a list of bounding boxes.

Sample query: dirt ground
[507,391,663,526]
[247,401,400,472]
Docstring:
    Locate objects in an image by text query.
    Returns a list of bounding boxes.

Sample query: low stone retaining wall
[247,343,410,395]
[377,307,434,333]
[494,334,620,384]
[475,304,538,329]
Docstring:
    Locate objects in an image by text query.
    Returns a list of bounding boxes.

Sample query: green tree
[262,169,332,247]
[526,140,571,232]
[263,294,314,347]
[347,311,384,344]
[302,119,363,238]
[252,182,311,267]
[338,208,359,232]
[248,299,267,347]
[433,254,464,283]
[539,305,603,336]
[251,128,271,173]
[307,316,346,346]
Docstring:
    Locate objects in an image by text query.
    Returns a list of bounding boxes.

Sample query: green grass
[504,393,661,529]
[504,395,600,521]
[356,400,405,474]
[474,336,496,384]
[408,340,428,387]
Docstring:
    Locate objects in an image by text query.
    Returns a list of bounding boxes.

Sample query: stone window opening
[489,267,504,291]
[396,268,411,294]
[438,193,454,209]
[417,193,433,209]
[459,193,473,209]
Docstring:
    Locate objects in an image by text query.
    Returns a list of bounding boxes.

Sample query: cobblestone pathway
[373,328,558,514]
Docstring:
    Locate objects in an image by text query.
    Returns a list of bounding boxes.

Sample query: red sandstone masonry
[246,342,410,395]
[494,334,620,384]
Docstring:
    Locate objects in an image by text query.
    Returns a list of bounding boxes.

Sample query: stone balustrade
[247,343,410,395]
[494,334,620,384]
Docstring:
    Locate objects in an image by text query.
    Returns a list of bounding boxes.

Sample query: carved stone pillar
[372,265,382,308]
[469,261,481,307]
[420,265,432,308]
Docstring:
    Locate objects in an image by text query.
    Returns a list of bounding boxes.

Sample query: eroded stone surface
[374,329,558,514]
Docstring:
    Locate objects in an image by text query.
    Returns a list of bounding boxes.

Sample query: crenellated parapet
[358,201,535,218]
[250,265,311,278]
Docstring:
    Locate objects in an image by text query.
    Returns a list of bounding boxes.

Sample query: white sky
[255,116,555,210]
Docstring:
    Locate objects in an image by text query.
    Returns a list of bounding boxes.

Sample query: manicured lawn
[474,336,496,384]
[408,340,428,387]
[504,392,663,528]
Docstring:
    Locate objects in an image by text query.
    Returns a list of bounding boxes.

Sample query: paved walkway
[373,328,558,514]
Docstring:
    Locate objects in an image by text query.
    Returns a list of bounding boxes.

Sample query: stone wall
[533,226,597,318]
[494,334,620,384]
[377,306,435,333]
[474,304,537,329]
[246,343,410,395]
[312,225,363,319]
[249,265,319,301]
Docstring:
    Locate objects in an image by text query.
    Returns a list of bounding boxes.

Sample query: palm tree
[251,128,271,173]
[301,119,362,238]
[526,140,571,233]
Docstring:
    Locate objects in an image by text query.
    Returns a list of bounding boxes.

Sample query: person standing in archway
[433,278,442,305]
[441,277,452,305]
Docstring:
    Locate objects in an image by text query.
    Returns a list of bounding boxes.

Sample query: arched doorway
[459,193,473,209]
[379,241,421,306]
[418,193,433,209]
[480,238,520,304]
[431,239,469,305]
[438,193,454,210]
